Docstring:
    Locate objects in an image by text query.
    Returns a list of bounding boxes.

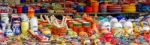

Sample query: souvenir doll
[1,13,9,31]
[133,19,143,37]
[30,17,38,31]
[124,20,133,33]
[11,14,21,35]
[111,22,123,38]
[21,13,29,36]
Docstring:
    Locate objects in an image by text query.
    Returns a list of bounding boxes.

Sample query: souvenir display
[0,13,149,45]
[0,0,149,45]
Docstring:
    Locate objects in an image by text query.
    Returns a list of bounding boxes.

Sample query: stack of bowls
[122,4,136,13]
[107,4,122,13]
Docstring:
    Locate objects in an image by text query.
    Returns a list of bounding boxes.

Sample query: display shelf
[35,13,66,16]
[7,12,149,17]
[77,12,147,14]
[33,12,150,16]
[20,3,65,5]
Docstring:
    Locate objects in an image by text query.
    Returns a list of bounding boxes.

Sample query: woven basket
[51,26,67,36]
